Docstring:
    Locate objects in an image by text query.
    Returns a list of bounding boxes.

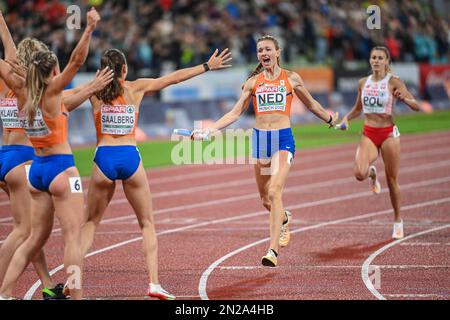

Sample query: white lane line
[1,135,449,210]
[198,196,450,300]
[361,224,450,300]
[111,145,450,201]
[5,156,450,251]
[24,177,450,300]
[217,265,450,270]
[94,156,450,225]
[383,294,449,298]
[400,242,443,246]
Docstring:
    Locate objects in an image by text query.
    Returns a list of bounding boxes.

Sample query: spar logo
[102,105,135,114]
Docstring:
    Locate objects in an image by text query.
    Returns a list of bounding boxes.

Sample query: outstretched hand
[87,7,101,30]
[206,48,232,71]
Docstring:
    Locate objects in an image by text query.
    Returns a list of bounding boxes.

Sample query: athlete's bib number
[20,110,51,137]
[255,86,287,113]
[0,98,21,128]
[69,177,83,193]
[101,105,135,135]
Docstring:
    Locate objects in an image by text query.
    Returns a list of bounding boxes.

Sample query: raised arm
[63,67,114,111]
[0,59,24,93]
[132,48,232,95]
[48,7,100,94]
[390,77,420,112]
[289,71,338,127]
[0,11,17,60]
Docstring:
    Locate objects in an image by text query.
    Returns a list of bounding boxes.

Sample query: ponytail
[95,49,127,104]
[25,51,57,123]
[245,62,264,82]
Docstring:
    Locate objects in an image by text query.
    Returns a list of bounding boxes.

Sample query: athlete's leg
[254,160,272,212]
[266,151,292,255]
[121,162,158,284]
[50,167,85,300]
[0,187,54,297]
[80,163,116,256]
[354,136,379,181]
[0,163,56,289]
[380,137,401,222]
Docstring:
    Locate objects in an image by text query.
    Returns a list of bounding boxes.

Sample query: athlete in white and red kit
[337,46,420,239]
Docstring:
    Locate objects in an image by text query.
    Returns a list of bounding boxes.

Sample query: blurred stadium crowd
[1,0,449,79]
[0,0,449,143]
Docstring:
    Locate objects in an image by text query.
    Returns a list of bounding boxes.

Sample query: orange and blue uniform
[0,91,34,181]
[251,69,295,159]
[19,103,75,191]
[92,95,141,181]
[361,73,400,148]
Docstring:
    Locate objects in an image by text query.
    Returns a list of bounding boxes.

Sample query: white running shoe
[0,295,15,300]
[369,166,381,194]
[392,220,404,239]
[147,283,176,300]
[279,210,292,247]
[261,249,278,267]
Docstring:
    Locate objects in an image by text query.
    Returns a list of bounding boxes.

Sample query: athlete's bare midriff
[33,142,72,156]
[97,135,137,147]
[364,113,395,128]
[254,114,291,130]
[2,131,32,146]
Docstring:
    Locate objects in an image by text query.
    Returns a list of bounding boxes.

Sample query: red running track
[0,131,449,300]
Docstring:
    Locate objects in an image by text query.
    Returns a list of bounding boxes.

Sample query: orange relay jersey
[93,95,138,141]
[19,103,69,148]
[251,69,293,116]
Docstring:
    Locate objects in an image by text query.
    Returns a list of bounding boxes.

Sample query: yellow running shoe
[261,249,278,267]
[279,210,292,247]
[369,165,381,194]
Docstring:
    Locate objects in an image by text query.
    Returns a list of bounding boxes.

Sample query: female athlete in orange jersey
[79,47,231,299]
[0,10,110,299]
[194,35,338,267]
[0,8,101,300]
[337,46,420,239]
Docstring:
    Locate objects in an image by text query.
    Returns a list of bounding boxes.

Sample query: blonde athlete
[0,8,101,300]
[194,35,338,267]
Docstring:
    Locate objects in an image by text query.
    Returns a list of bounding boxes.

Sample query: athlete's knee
[137,215,154,230]
[354,165,368,181]
[25,232,48,252]
[9,227,30,244]
[386,175,399,188]
[268,184,282,202]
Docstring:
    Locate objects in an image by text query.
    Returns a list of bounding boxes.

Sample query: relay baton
[173,128,193,136]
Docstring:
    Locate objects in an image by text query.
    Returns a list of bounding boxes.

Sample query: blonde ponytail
[25,51,57,123]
